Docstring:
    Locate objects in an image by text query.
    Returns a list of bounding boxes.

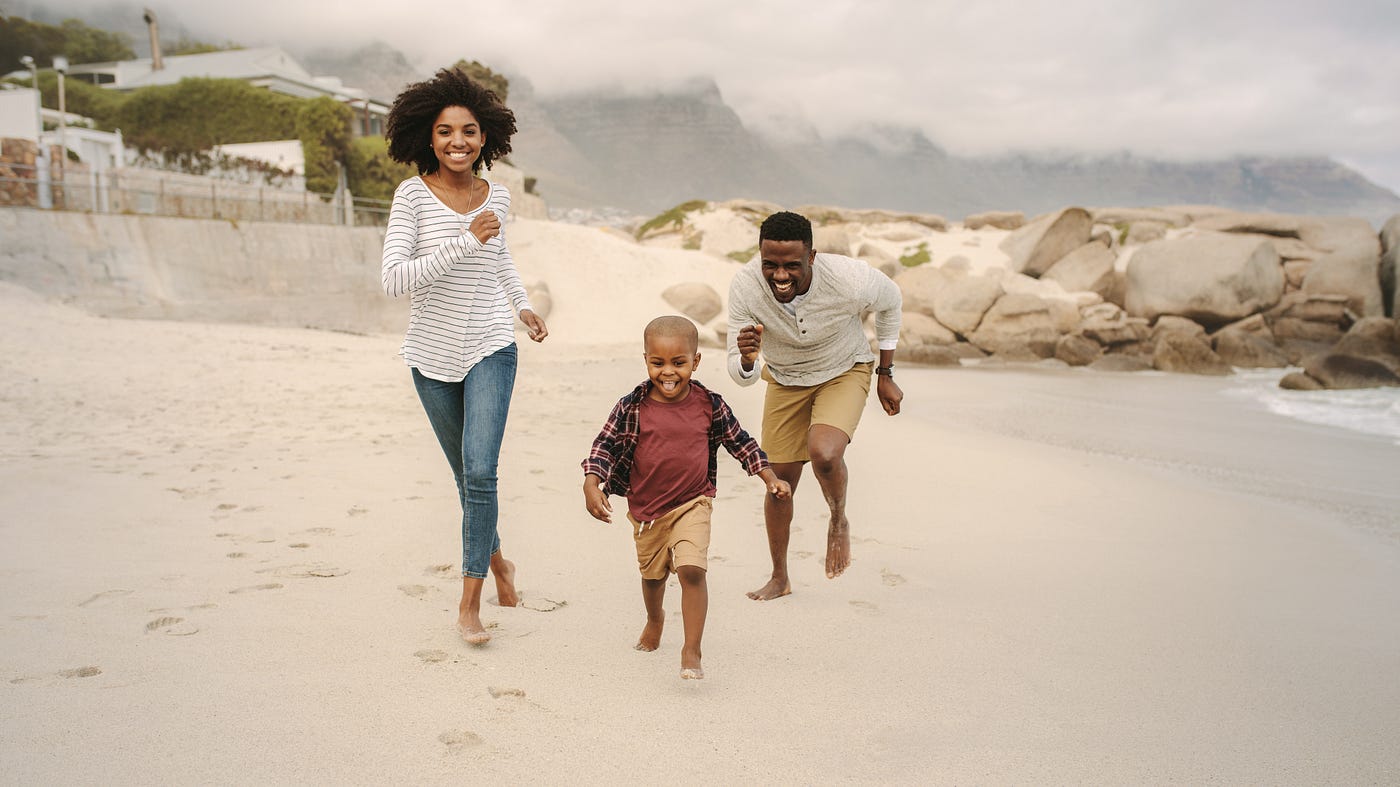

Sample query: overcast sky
[29,0,1400,194]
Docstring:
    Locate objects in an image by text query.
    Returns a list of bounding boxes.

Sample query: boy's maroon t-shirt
[627,387,714,522]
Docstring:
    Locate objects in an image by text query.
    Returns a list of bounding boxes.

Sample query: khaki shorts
[761,362,873,463]
[626,495,712,580]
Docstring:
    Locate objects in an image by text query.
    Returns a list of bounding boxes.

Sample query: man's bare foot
[493,559,519,607]
[680,648,703,679]
[635,618,663,652]
[746,576,791,601]
[825,518,851,578]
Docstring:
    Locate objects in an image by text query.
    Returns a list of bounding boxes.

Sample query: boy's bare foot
[493,559,519,607]
[635,618,663,652]
[746,576,791,601]
[680,647,703,679]
[825,517,851,578]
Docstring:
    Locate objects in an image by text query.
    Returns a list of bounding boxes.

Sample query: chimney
[143,8,163,71]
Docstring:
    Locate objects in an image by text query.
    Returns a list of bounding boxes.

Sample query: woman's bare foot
[679,647,703,679]
[746,575,791,601]
[635,617,663,651]
[492,558,519,607]
[825,517,851,578]
[457,619,490,646]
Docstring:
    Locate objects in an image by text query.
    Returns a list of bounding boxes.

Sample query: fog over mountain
[15,1,1400,220]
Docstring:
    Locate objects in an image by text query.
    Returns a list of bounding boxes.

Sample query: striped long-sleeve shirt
[381,176,533,382]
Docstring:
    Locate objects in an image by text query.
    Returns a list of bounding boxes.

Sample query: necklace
[431,173,482,214]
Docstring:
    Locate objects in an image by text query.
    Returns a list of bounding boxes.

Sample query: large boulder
[661,282,722,324]
[899,311,958,346]
[1301,248,1384,317]
[1124,233,1284,329]
[999,207,1093,277]
[1153,333,1232,375]
[1091,207,1190,227]
[1055,334,1103,366]
[1151,315,1208,343]
[1211,315,1289,368]
[968,293,1061,358]
[1078,310,1151,347]
[813,224,855,257]
[1041,240,1116,298]
[1285,317,1400,389]
[964,210,1025,230]
[930,272,1004,336]
[856,242,899,279]
[893,264,947,319]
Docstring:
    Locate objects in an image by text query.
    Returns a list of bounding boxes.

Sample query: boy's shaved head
[644,315,700,354]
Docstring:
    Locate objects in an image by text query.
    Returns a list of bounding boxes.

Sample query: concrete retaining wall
[0,207,407,334]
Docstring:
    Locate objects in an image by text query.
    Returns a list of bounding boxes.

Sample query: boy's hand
[767,478,792,500]
[737,324,763,371]
[583,477,612,523]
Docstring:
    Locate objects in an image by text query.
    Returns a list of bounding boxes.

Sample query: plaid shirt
[582,379,769,498]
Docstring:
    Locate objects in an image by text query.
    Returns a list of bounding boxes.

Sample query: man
[727,211,903,600]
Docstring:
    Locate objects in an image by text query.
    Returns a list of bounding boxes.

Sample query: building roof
[67,47,386,111]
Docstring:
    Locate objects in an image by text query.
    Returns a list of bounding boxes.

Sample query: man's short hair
[759,211,813,249]
[644,315,699,354]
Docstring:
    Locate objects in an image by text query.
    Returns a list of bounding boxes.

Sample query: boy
[582,316,791,680]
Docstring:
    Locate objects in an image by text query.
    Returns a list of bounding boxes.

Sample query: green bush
[636,199,708,239]
[346,135,414,202]
[451,59,508,101]
[296,96,353,196]
[119,78,300,153]
[0,15,135,72]
[899,242,931,267]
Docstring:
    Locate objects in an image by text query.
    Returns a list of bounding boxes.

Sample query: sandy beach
[2,277,1399,784]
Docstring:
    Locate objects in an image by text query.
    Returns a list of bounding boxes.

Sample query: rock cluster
[893,206,1399,388]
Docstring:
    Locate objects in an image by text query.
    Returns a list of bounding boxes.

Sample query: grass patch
[1114,221,1130,245]
[727,245,758,263]
[899,242,931,267]
[635,199,708,239]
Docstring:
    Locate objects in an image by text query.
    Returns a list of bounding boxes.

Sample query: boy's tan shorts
[626,495,712,580]
[760,362,873,463]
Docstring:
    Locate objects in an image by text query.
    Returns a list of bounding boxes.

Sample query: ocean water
[1227,369,1400,445]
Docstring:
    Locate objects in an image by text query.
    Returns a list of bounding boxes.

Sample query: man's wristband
[875,364,894,378]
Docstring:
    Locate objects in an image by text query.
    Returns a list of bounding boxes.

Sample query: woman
[381,68,548,645]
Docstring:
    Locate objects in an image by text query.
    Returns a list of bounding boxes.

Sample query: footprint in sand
[264,564,347,579]
[230,583,282,594]
[710,555,728,563]
[881,569,906,587]
[425,564,456,578]
[11,666,103,684]
[438,730,484,751]
[849,600,880,616]
[145,616,200,636]
[399,584,432,598]
[415,649,449,664]
[215,503,238,511]
[300,527,336,536]
[793,550,814,561]
[522,598,566,613]
[78,589,132,608]
[59,666,102,679]
[227,552,248,559]
[347,506,368,517]
[288,543,311,549]
[529,468,544,475]
[488,686,525,699]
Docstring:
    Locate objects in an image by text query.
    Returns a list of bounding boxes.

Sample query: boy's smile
[644,334,701,402]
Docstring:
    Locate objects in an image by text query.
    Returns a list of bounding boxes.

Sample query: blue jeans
[411,344,518,579]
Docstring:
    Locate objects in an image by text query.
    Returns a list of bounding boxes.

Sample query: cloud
[24,0,1400,192]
